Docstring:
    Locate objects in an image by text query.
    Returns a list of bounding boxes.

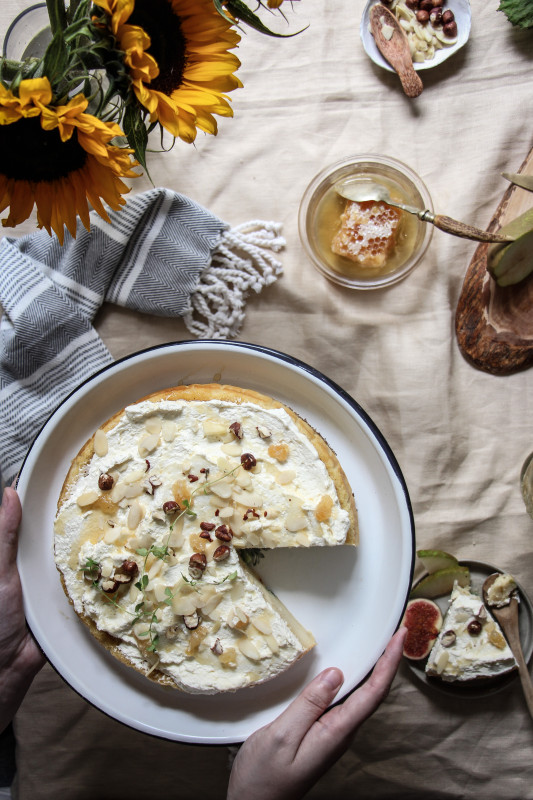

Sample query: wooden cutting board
[455,146,533,375]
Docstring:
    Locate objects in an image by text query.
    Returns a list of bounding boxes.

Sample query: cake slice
[425,583,517,682]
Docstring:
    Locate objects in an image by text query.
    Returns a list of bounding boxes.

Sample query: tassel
[184,221,285,339]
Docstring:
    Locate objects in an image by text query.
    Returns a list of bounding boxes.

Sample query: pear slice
[416,549,458,575]
[410,565,470,599]
[487,207,533,286]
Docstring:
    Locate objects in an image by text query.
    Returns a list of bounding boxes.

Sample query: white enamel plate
[16,341,414,744]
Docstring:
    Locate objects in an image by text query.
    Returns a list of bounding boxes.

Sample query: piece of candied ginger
[331,200,401,268]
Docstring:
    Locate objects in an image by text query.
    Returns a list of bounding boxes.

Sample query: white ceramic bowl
[360,0,472,73]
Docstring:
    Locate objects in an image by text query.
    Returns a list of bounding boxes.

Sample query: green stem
[0,58,24,82]
[46,0,67,36]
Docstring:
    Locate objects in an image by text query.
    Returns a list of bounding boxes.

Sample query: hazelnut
[441,8,455,23]
[213,544,231,562]
[163,500,180,515]
[183,611,200,630]
[429,7,442,25]
[229,421,244,439]
[441,630,456,648]
[83,563,101,582]
[416,9,429,23]
[405,0,419,8]
[215,524,234,542]
[199,531,212,541]
[467,619,482,636]
[241,452,257,470]
[419,0,433,11]
[211,638,224,655]
[119,559,139,578]
[101,578,119,593]
[188,474,199,483]
[443,20,457,37]
[200,521,216,532]
[189,552,207,580]
[98,473,114,491]
[256,426,271,439]
[166,624,181,640]
[113,572,133,584]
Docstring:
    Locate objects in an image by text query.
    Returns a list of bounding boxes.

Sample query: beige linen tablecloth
[2,1,533,797]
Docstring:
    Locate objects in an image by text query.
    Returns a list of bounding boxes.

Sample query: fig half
[401,598,443,660]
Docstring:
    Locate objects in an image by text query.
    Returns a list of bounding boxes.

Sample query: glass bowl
[298,154,434,290]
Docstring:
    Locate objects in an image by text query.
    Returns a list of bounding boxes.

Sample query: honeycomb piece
[331,200,401,268]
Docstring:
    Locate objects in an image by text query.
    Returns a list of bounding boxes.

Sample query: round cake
[54,384,358,694]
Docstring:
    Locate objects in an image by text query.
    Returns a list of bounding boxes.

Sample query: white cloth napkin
[0,188,284,485]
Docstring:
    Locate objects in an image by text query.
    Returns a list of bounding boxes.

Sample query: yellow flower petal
[98,0,241,142]
[0,80,138,241]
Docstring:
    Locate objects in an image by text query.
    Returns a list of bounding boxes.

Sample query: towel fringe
[184,221,285,339]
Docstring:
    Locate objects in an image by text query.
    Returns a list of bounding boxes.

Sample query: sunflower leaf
[213,0,307,37]
[123,103,151,178]
[42,31,70,88]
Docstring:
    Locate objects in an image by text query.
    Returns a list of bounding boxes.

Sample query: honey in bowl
[299,156,433,290]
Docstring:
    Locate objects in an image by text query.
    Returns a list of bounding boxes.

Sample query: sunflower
[93,0,242,142]
[0,77,138,243]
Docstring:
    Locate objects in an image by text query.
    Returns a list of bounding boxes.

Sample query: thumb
[270,667,344,753]
[0,488,22,573]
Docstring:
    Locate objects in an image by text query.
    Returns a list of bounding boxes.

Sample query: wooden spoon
[483,574,533,718]
[369,4,423,98]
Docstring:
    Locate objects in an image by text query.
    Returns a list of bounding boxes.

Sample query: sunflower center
[129,0,187,96]
[0,117,87,182]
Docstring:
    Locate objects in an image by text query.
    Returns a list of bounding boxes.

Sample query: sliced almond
[209,481,233,500]
[123,482,143,499]
[285,512,308,532]
[218,506,234,519]
[234,491,263,508]
[238,638,261,661]
[94,429,108,457]
[221,442,242,457]
[251,612,273,635]
[127,500,144,529]
[203,419,228,437]
[104,526,121,544]
[276,469,296,485]
[76,490,99,508]
[171,593,198,617]
[138,433,159,458]
[144,416,162,435]
[110,483,127,504]
[161,420,177,442]
[235,471,252,489]
[265,634,279,654]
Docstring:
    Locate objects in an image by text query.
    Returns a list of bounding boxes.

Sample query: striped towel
[0,188,284,486]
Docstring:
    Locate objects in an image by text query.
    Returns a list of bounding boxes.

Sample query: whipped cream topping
[54,397,351,693]
[426,583,517,683]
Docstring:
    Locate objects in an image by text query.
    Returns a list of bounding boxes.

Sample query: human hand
[0,487,45,732]
[227,627,406,800]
